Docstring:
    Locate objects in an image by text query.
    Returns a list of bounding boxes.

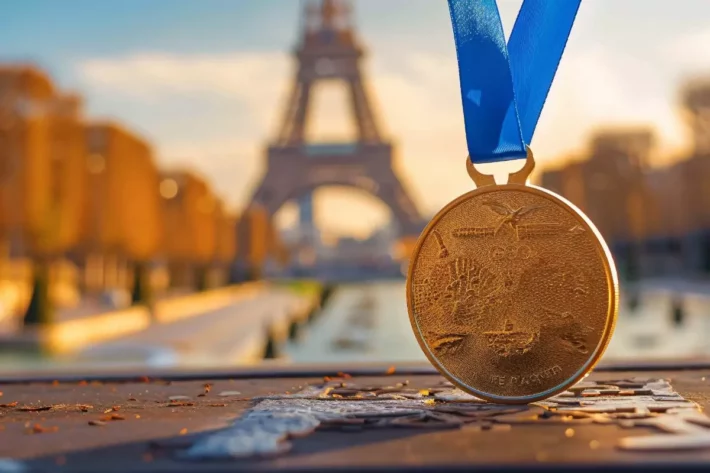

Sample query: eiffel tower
[248,0,423,239]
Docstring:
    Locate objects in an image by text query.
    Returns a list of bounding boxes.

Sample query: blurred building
[0,66,57,258]
[0,66,91,305]
[78,122,164,293]
[212,200,238,286]
[540,81,710,280]
[160,171,217,289]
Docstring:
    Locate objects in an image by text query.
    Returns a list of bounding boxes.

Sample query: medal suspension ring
[406,151,618,404]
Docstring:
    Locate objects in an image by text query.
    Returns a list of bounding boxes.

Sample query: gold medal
[406,149,618,404]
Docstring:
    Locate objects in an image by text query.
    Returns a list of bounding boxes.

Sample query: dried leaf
[386,366,396,375]
[179,428,188,435]
[18,405,52,412]
[168,401,195,407]
[28,424,58,434]
[0,401,18,408]
[100,413,125,421]
[89,420,106,426]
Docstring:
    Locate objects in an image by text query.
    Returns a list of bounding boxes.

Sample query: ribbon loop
[448,0,581,164]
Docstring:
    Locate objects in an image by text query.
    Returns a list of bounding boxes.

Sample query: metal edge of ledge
[1,358,710,385]
[44,461,710,473]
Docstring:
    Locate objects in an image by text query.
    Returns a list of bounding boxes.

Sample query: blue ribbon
[448,0,581,163]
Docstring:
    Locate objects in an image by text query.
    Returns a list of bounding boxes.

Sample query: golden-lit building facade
[234,205,269,280]
[214,200,237,265]
[159,170,219,287]
[0,66,55,257]
[49,94,88,255]
[80,122,163,290]
[539,129,660,278]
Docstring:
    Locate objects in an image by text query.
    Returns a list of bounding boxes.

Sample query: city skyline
[3,0,710,237]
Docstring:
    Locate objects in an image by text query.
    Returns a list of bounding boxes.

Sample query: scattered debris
[0,402,18,408]
[168,396,191,401]
[167,401,195,407]
[88,420,106,427]
[99,413,125,422]
[27,424,58,434]
[218,391,242,397]
[17,405,52,412]
[182,377,710,460]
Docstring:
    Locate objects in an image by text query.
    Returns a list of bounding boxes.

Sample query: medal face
[406,183,618,404]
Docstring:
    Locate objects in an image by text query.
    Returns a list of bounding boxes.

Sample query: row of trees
[0,65,284,325]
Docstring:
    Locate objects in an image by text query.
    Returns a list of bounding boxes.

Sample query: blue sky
[3,1,710,236]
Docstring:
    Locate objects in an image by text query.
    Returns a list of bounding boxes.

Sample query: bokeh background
[2,0,710,375]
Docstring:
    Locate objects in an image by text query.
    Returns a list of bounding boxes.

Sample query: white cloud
[663,29,710,75]
[75,44,692,229]
[78,52,291,129]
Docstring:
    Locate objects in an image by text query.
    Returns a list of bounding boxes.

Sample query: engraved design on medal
[482,201,543,240]
[432,230,449,258]
[407,185,616,401]
[483,320,538,357]
[541,307,594,355]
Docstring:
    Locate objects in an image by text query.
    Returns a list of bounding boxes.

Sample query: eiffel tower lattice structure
[248,0,423,237]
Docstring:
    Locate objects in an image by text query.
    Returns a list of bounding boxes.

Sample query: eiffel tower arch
[248,0,423,237]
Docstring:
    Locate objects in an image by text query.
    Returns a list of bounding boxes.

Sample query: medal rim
[406,182,619,405]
